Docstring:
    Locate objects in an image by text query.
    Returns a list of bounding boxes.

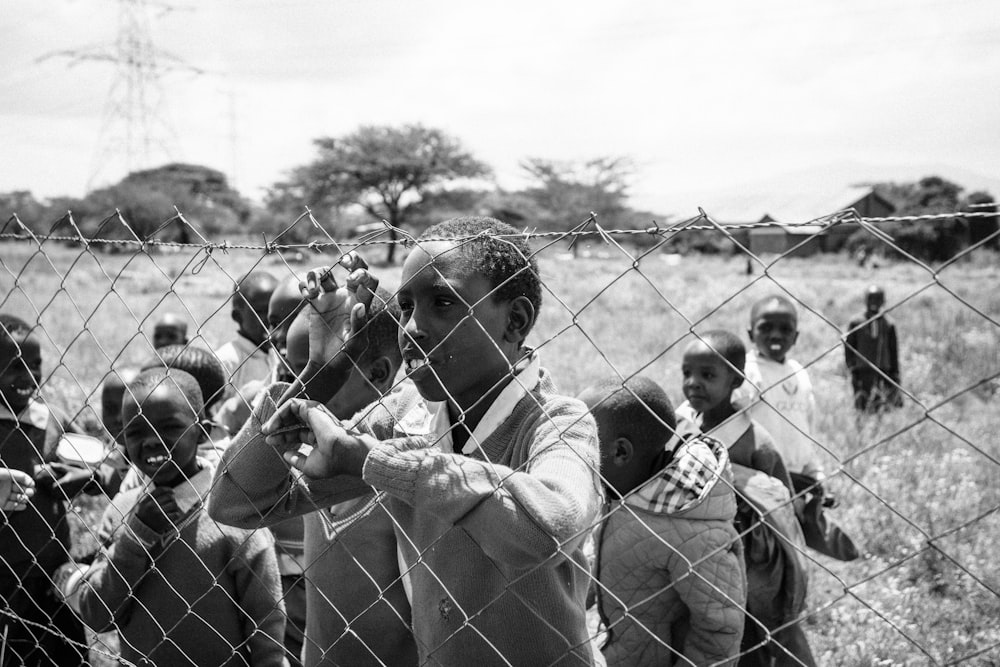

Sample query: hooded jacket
[596,436,746,667]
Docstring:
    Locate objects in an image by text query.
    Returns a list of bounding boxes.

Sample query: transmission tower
[40,0,202,189]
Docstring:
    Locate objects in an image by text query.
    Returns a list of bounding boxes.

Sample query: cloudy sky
[2,0,998,215]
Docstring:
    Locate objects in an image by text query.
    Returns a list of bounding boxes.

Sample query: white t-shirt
[734,349,827,476]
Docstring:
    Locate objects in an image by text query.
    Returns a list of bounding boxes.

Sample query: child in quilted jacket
[581,375,745,667]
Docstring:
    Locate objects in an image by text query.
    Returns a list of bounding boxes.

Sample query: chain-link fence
[1,207,998,666]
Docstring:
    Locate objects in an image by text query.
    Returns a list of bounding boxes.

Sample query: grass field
[2,236,999,665]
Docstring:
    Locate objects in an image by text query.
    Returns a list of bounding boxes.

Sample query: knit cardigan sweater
[211,372,603,666]
[78,475,286,667]
[209,383,417,667]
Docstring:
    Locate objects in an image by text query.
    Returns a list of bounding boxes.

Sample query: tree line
[2,124,996,263]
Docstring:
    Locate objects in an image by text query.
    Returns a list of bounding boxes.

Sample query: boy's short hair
[698,330,747,374]
[141,345,226,411]
[589,375,676,454]
[127,368,204,416]
[749,294,798,324]
[363,287,403,367]
[0,314,33,344]
[420,216,542,323]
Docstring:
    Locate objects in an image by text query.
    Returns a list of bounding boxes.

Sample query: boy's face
[865,292,885,316]
[0,335,41,413]
[234,287,274,347]
[749,306,798,363]
[397,240,515,407]
[268,284,304,363]
[121,385,201,486]
[153,324,186,349]
[681,341,741,414]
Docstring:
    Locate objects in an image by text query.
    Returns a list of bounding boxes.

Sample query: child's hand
[0,468,35,512]
[35,462,94,497]
[299,252,380,369]
[134,487,182,534]
[262,398,371,478]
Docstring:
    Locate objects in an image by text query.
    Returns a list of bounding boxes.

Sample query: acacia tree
[269,125,491,263]
[519,156,633,231]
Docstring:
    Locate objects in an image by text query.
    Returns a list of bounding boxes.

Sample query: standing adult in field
[845,286,901,413]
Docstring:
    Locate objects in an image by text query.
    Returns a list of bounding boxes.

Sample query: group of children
[0,217,901,666]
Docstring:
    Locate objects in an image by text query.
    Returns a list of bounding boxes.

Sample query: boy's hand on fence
[0,467,35,512]
[135,487,182,534]
[34,462,94,497]
[299,252,380,369]
[262,398,371,478]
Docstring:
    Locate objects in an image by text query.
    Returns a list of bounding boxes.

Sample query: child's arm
[207,384,371,530]
[272,396,604,570]
[76,489,174,631]
[844,318,862,372]
[667,531,746,666]
[228,528,287,667]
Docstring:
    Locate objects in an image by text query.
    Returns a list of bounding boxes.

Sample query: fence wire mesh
[1,206,998,666]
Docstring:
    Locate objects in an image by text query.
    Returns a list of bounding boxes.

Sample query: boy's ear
[365,356,394,392]
[504,296,535,344]
[612,437,634,467]
[746,328,755,342]
[730,372,744,391]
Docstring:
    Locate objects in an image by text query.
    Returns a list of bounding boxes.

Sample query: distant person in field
[73,368,286,666]
[214,270,279,434]
[152,312,189,349]
[580,375,745,667]
[845,285,902,413]
[0,314,88,666]
[217,218,603,665]
[210,291,418,667]
[675,330,814,667]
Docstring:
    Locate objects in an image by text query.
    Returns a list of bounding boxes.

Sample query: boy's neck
[701,400,737,432]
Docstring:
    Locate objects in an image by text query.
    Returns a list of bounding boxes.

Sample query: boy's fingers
[301,266,336,299]
[349,302,368,337]
[339,251,368,273]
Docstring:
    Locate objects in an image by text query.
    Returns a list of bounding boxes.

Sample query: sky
[2,0,999,216]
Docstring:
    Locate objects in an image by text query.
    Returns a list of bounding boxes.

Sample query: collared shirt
[0,398,50,430]
[425,352,541,456]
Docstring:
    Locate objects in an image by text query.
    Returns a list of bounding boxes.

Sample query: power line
[37,0,203,191]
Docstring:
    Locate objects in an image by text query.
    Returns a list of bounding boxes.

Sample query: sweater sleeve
[363,398,602,570]
[229,528,287,667]
[77,494,160,632]
[667,528,745,666]
[207,383,371,529]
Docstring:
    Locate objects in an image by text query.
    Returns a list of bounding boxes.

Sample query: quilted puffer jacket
[596,437,746,667]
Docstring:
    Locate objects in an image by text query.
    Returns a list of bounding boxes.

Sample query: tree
[870,176,971,262]
[519,156,633,232]
[963,191,998,250]
[71,163,251,242]
[268,125,491,263]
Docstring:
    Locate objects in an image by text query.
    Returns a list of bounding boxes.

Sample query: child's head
[101,367,139,443]
[141,345,227,416]
[865,285,885,316]
[153,313,189,349]
[268,276,306,365]
[681,330,746,421]
[578,376,676,498]
[0,314,41,413]
[121,368,205,486]
[748,294,799,363]
[232,271,278,347]
[285,287,403,420]
[398,216,541,408]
